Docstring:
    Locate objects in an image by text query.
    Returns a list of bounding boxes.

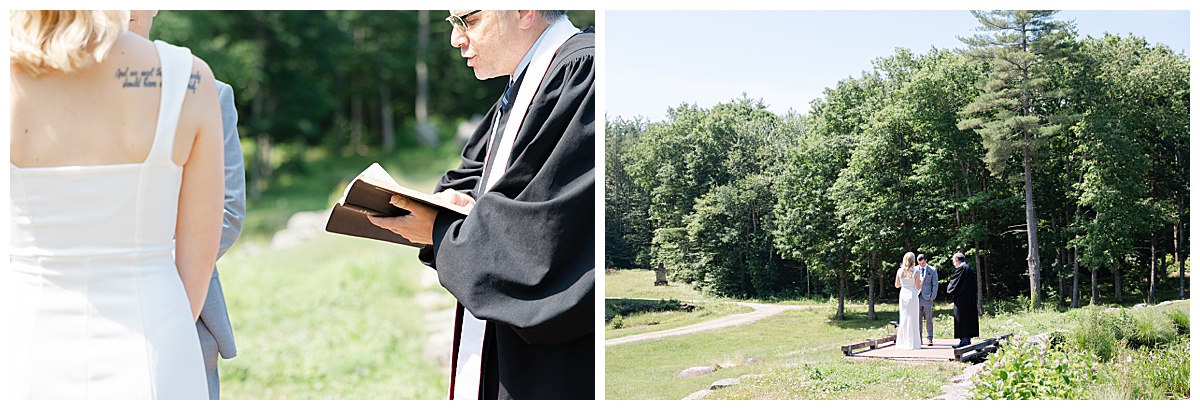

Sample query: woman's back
[8,11,225,399]
[11,31,201,169]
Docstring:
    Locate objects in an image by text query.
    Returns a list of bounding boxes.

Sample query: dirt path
[605,302,819,346]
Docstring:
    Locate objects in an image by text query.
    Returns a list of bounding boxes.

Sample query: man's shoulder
[558,27,595,58]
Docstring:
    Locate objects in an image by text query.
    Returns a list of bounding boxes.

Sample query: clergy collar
[509,15,575,88]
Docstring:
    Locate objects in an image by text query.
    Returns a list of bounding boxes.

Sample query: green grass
[604,268,1190,400]
[215,233,451,399]
[603,268,964,400]
[604,269,719,302]
[604,305,966,400]
[605,301,754,339]
[212,141,464,399]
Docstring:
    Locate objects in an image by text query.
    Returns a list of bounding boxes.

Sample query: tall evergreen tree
[957,10,1076,308]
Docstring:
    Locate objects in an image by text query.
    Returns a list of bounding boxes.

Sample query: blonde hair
[10,10,128,76]
[898,252,917,279]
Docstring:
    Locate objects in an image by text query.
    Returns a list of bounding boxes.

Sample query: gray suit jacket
[197,80,245,360]
[918,265,938,303]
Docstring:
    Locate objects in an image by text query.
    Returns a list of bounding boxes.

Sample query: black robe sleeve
[419,31,595,346]
[430,114,490,196]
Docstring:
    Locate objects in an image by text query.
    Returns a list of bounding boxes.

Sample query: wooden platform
[842,333,1012,362]
[846,338,965,361]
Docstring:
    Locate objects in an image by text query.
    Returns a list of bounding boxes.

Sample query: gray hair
[539,10,567,23]
[953,252,967,263]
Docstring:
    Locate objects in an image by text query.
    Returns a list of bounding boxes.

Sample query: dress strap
[146,40,195,166]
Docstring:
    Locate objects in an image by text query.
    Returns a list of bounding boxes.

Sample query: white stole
[450,16,579,400]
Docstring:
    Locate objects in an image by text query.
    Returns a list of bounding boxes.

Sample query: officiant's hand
[368,195,438,245]
[434,190,476,213]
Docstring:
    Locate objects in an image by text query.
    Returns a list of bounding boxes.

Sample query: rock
[1133,303,1148,309]
[934,363,985,400]
[677,366,717,378]
[744,358,760,365]
[270,210,331,249]
[740,373,763,380]
[710,378,740,390]
[682,390,711,400]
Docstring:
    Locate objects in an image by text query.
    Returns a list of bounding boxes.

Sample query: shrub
[1165,308,1189,336]
[605,298,687,317]
[611,315,624,329]
[973,332,1098,399]
[1066,308,1123,362]
[1125,308,1177,350]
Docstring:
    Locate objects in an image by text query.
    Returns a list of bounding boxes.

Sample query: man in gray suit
[916,254,938,346]
[130,11,245,400]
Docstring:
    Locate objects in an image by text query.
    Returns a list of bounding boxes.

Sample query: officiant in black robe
[369,10,593,400]
[946,252,979,348]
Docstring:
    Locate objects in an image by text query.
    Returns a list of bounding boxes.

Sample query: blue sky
[604,10,1191,121]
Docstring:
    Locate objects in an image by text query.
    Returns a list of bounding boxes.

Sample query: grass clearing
[605,301,754,339]
[604,269,719,302]
[216,233,451,399]
[604,268,1189,400]
[604,305,966,400]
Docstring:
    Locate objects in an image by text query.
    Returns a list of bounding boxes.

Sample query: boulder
[677,366,717,378]
[710,378,741,390]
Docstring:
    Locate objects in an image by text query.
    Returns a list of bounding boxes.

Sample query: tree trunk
[837,271,846,320]
[379,82,395,153]
[351,95,364,154]
[414,10,436,147]
[1071,246,1080,308]
[1178,192,1187,299]
[965,159,984,314]
[867,253,876,321]
[1022,144,1042,308]
[1149,235,1156,303]
[1090,266,1098,305]
[1114,259,1122,303]
[1057,249,1066,306]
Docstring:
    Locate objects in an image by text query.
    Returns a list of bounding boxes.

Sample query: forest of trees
[605,11,1189,318]
[149,10,596,199]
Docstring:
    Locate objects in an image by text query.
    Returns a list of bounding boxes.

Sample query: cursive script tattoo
[187,71,202,94]
[115,66,162,88]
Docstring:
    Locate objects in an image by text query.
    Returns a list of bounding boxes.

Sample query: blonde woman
[893,252,922,349]
[9,10,223,399]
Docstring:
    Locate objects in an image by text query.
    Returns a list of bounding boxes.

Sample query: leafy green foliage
[973,332,1099,399]
[604,298,687,318]
[606,11,1189,308]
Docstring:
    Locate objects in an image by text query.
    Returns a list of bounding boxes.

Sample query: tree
[958,10,1076,308]
[605,116,653,268]
[774,132,853,317]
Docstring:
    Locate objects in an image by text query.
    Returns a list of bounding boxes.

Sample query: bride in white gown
[894,252,922,350]
[9,11,225,399]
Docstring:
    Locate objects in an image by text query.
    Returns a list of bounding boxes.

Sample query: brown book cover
[325,163,470,247]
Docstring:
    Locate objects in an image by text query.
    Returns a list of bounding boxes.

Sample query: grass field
[210,142,463,399]
[214,233,452,399]
[604,269,966,400]
[605,268,1191,400]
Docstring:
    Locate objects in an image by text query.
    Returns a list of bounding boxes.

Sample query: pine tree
[957,10,1075,308]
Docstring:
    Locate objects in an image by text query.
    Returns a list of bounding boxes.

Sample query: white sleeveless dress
[896,268,922,350]
[8,41,208,399]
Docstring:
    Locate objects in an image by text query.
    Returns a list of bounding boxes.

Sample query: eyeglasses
[446,10,482,31]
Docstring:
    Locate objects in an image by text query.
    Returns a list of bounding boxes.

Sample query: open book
[325,163,470,247]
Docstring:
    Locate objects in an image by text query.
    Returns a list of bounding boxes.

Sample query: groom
[946,252,979,348]
[916,254,937,346]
